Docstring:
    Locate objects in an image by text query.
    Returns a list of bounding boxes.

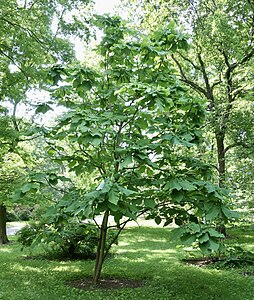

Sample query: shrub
[7,210,17,222]
[211,246,254,269]
[17,221,117,259]
[7,206,33,222]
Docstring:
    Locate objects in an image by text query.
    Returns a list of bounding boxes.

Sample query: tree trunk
[215,131,227,236]
[215,131,226,187]
[0,204,9,244]
[93,210,109,285]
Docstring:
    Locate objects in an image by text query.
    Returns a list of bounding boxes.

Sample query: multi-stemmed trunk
[0,204,9,244]
[92,210,109,285]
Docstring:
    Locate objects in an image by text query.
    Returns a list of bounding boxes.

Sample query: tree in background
[0,0,92,243]
[0,152,27,244]
[119,0,254,208]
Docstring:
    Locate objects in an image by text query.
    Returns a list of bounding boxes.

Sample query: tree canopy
[0,0,251,286]
[27,15,237,283]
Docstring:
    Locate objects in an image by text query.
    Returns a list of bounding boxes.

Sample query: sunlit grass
[0,225,254,299]
[0,247,13,253]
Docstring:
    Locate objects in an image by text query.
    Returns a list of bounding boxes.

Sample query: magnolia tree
[39,16,235,284]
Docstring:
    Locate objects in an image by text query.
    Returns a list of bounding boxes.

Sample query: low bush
[7,206,32,222]
[211,246,254,269]
[7,210,17,222]
[17,221,117,260]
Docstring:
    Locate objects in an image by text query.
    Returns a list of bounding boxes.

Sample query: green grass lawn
[1,225,254,300]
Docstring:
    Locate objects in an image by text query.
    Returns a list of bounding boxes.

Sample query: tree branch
[197,52,213,100]
[222,50,235,104]
[171,54,207,97]
[224,141,253,154]
[211,74,222,89]
[177,51,201,71]
[1,16,47,50]
[239,47,254,66]
[0,49,29,80]
[12,102,20,132]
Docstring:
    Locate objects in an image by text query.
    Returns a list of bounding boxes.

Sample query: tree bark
[215,131,226,187]
[215,131,227,236]
[0,204,9,244]
[93,210,109,285]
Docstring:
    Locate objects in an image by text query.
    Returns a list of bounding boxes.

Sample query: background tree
[119,0,254,211]
[0,152,27,244]
[0,0,92,243]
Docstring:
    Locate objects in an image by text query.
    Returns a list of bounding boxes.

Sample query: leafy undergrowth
[184,224,254,272]
[212,225,254,273]
[1,225,254,300]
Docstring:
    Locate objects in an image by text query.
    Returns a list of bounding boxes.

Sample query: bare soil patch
[183,257,218,267]
[68,277,144,290]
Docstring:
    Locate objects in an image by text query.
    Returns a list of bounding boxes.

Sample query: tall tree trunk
[0,204,9,244]
[93,210,109,285]
[215,130,226,187]
[215,131,227,236]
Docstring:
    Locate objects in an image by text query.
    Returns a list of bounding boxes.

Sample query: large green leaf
[21,182,40,193]
[206,206,221,221]
[179,179,196,191]
[199,241,210,254]
[208,238,220,252]
[222,207,240,220]
[171,190,184,202]
[155,216,162,225]
[108,187,120,205]
[120,155,133,168]
[165,178,196,191]
[180,233,196,244]
[188,223,201,234]
[207,228,225,238]
[144,198,156,208]
[205,183,216,193]
[84,190,101,201]
[198,233,210,243]
[165,179,182,191]
[35,103,52,114]
[117,186,137,196]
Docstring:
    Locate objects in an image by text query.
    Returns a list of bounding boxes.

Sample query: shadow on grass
[98,226,254,299]
[1,226,254,300]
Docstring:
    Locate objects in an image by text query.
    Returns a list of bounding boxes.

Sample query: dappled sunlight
[6,258,86,279]
[244,245,254,251]
[227,228,254,252]
[117,247,177,256]
[122,257,146,263]
[120,236,168,243]
[117,241,130,247]
[1,226,254,300]
[52,265,82,272]
[11,264,43,273]
[115,227,180,267]
[0,247,13,253]
[149,248,177,254]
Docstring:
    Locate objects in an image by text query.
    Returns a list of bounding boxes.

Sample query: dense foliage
[27,15,237,283]
[1,0,253,288]
[0,0,92,244]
